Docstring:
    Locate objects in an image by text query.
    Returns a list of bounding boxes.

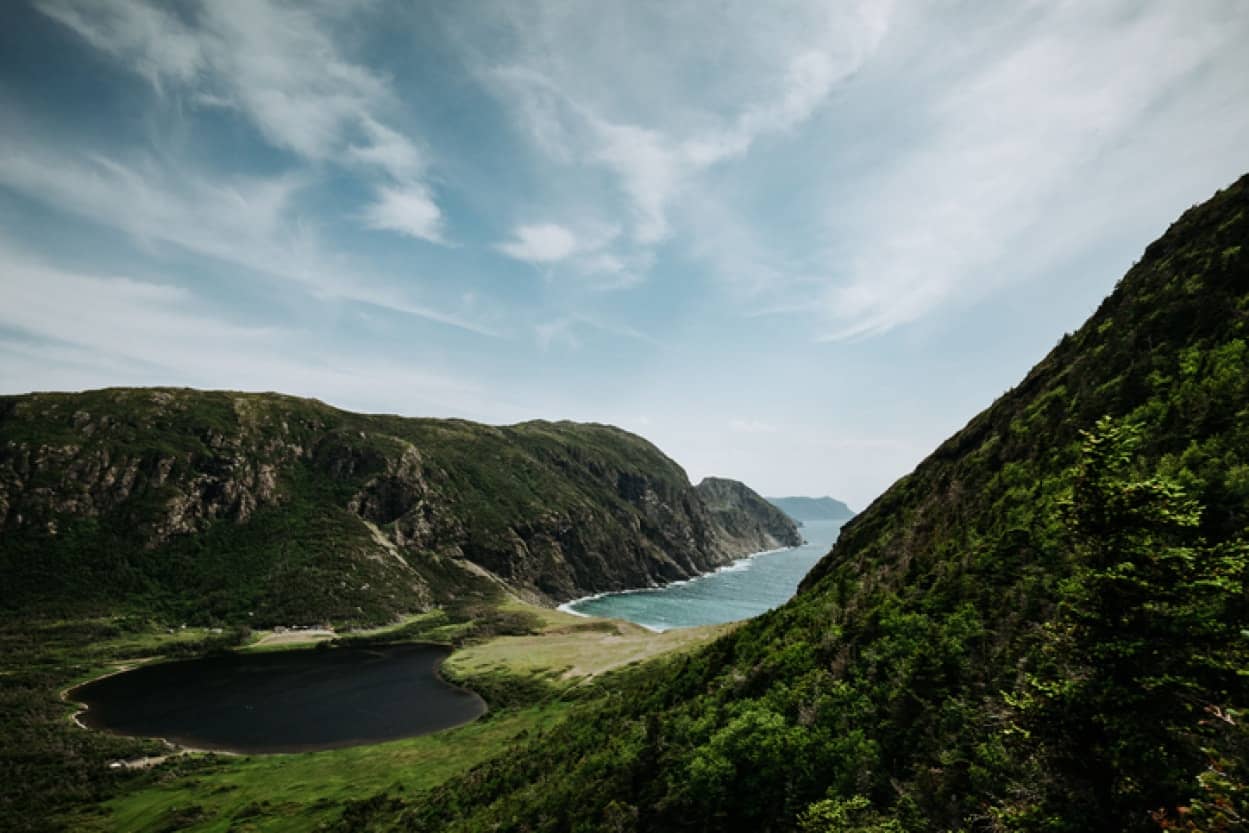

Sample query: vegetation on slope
[0,393,779,627]
[330,176,1249,832]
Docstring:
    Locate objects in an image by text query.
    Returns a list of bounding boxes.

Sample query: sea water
[562,519,844,631]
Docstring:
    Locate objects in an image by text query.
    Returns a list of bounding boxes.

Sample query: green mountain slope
[338,176,1249,832]
[767,495,856,522]
[0,392,786,626]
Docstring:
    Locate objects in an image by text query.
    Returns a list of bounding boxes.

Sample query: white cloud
[498,223,579,263]
[480,0,890,252]
[35,0,204,91]
[496,220,644,289]
[532,314,659,351]
[815,1,1249,340]
[0,145,496,335]
[36,0,443,242]
[361,185,445,243]
[0,243,502,418]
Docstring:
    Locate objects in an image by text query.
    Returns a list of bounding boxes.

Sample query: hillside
[695,477,803,551]
[767,495,855,523]
[0,392,781,626]
[336,177,1249,832]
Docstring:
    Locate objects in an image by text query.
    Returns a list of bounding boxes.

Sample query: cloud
[35,0,204,92]
[495,220,643,289]
[0,243,498,418]
[532,314,659,351]
[0,144,496,335]
[36,0,443,243]
[479,0,890,253]
[361,184,446,243]
[814,1,1249,340]
[497,223,579,263]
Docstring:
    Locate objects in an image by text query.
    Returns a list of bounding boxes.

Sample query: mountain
[766,495,855,523]
[695,477,803,551]
[0,390,783,626]
[338,177,1249,832]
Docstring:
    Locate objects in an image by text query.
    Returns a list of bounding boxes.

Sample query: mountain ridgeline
[335,177,1249,832]
[0,392,796,626]
[767,495,855,523]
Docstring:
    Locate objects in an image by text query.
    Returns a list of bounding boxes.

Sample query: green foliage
[998,418,1249,831]
[799,795,906,833]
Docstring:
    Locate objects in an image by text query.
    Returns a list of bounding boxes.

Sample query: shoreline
[556,541,798,629]
[62,659,243,761]
[62,642,483,759]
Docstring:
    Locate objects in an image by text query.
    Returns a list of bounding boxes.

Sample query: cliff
[0,392,779,625]
[695,477,802,552]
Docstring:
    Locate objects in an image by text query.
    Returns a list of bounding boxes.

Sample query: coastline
[556,541,797,629]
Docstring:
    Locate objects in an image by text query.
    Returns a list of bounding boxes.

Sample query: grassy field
[46,597,732,832]
[73,704,570,832]
[446,600,737,684]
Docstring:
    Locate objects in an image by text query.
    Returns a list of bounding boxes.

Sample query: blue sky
[1,0,1247,508]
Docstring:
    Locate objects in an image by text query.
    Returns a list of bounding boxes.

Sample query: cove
[68,643,485,754]
[563,519,845,631]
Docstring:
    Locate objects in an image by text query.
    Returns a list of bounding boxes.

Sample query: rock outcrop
[695,476,803,553]
[0,389,787,625]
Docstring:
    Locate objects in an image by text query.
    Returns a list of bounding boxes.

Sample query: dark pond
[69,643,485,754]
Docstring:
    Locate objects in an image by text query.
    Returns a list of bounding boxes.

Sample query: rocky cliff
[0,390,781,626]
[694,477,802,552]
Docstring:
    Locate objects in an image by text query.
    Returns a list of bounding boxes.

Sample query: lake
[561,519,844,631]
[69,643,485,754]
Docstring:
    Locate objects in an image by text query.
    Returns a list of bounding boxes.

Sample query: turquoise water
[561,520,844,631]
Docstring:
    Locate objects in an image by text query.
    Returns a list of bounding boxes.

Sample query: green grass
[1,593,730,833]
[73,704,570,833]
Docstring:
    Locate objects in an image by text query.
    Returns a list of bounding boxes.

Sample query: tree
[1000,417,1249,831]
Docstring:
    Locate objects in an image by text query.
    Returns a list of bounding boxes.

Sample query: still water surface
[70,643,484,754]
[563,519,844,631]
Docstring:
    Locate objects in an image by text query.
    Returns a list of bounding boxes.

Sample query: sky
[1,0,1247,510]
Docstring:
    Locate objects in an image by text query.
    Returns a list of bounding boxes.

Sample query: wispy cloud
[476,0,890,276]
[35,0,445,244]
[498,223,579,264]
[533,314,660,351]
[0,143,495,335]
[814,1,1248,340]
[0,242,497,417]
[495,220,642,289]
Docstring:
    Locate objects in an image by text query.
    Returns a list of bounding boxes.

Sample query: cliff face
[0,391,777,625]
[694,477,802,552]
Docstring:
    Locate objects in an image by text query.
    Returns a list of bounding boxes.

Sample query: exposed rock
[695,477,804,553]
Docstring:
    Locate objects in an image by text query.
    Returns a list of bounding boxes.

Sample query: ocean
[560,519,843,631]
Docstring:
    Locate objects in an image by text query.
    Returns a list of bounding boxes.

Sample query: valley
[1,175,1246,833]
